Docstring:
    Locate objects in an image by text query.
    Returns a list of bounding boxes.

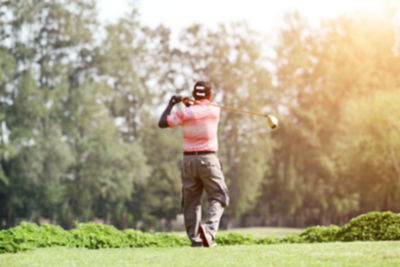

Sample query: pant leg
[181,156,203,244]
[198,154,229,239]
[205,200,224,238]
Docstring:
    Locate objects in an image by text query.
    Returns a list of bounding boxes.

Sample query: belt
[183,151,215,155]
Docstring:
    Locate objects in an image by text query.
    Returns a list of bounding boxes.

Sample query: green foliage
[69,223,127,249]
[257,9,400,226]
[300,225,341,243]
[2,212,400,254]
[0,222,70,253]
[300,211,400,243]
[0,0,150,229]
[215,233,254,245]
[337,212,400,241]
[335,90,400,212]
[69,223,189,249]
[0,222,190,253]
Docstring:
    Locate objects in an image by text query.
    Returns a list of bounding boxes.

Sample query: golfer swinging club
[158,81,229,247]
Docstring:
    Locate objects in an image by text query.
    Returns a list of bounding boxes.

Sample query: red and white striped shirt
[167,99,220,152]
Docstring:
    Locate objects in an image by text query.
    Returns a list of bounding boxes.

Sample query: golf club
[182,97,278,129]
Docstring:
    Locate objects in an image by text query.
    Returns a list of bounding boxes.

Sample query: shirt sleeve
[167,109,185,127]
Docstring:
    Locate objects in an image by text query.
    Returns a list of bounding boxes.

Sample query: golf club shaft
[187,98,267,117]
[184,97,278,129]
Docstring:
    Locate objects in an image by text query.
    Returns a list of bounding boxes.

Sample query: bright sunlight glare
[133,0,387,33]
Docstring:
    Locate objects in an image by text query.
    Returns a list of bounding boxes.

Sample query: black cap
[193,81,212,100]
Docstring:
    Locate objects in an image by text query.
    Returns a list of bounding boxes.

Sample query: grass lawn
[1,241,400,267]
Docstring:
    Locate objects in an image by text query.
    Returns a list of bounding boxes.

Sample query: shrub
[336,211,400,241]
[0,222,190,253]
[69,223,128,249]
[281,234,305,244]
[1,211,400,254]
[300,225,341,243]
[68,223,190,249]
[215,233,254,245]
[122,230,189,248]
[0,222,70,253]
[254,236,286,245]
[298,211,400,242]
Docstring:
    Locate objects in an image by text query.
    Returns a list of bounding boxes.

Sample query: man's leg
[204,200,224,238]
[183,186,203,245]
[182,156,203,246]
[198,154,229,240]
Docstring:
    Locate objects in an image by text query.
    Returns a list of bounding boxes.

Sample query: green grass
[1,241,400,267]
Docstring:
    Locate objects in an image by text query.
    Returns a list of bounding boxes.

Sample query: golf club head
[266,115,278,129]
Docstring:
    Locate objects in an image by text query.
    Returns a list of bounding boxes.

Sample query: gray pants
[181,153,229,245]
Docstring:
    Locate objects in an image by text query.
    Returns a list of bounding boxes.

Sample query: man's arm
[158,94,182,128]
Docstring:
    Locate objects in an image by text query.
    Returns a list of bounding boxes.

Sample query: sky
[97,0,391,36]
[96,0,399,62]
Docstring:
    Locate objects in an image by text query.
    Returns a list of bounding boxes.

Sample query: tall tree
[335,90,400,213]
[257,11,400,226]
[0,0,150,228]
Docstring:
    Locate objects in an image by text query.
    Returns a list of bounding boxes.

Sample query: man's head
[192,81,212,100]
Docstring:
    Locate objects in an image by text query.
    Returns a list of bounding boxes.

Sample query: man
[158,81,229,247]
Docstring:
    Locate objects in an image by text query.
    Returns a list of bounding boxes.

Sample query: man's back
[167,99,220,152]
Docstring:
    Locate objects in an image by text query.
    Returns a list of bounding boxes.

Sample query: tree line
[1,0,399,230]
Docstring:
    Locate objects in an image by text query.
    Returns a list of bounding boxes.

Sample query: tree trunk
[226,217,234,229]
[6,195,13,228]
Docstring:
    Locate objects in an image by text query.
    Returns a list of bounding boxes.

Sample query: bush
[0,222,70,253]
[122,230,189,248]
[298,211,400,243]
[215,233,254,245]
[300,225,341,243]
[336,211,400,241]
[65,223,190,249]
[69,223,129,249]
[0,222,190,253]
[254,236,287,245]
[1,211,400,253]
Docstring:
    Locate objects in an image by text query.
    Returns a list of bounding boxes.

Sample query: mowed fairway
[1,241,400,267]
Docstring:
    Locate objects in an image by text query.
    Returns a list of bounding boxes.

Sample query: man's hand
[159,94,181,128]
[169,94,182,105]
[181,96,192,107]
